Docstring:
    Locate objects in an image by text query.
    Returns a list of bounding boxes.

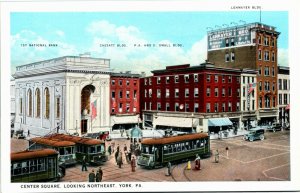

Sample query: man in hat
[96,167,103,182]
[82,156,87,171]
[131,156,136,172]
[194,154,201,170]
[88,169,95,182]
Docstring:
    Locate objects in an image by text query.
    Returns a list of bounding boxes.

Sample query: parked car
[266,123,282,132]
[244,128,265,142]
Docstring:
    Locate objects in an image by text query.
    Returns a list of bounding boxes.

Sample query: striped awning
[208,118,233,127]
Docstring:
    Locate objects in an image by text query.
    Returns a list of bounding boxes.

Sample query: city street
[11,130,290,182]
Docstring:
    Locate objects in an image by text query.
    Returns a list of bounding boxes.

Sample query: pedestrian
[82,155,87,171]
[226,147,229,159]
[111,141,115,153]
[107,145,112,155]
[88,169,95,182]
[131,156,136,172]
[120,129,124,137]
[116,144,120,152]
[117,152,123,168]
[125,151,129,163]
[194,154,201,170]
[115,150,119,164]
[27,130,30,137]
[128,150,132,162]
[215,149,219,163]
[124,144,127,152]
[166,162,171,176]
[96,167,103,182]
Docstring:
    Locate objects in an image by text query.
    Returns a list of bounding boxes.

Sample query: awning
[208,118,233,127]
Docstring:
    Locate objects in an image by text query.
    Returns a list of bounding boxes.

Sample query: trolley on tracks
[137,133,210,169]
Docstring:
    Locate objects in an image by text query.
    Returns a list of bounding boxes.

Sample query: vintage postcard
[1,0,300,192]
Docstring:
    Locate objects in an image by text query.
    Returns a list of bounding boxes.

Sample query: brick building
[140,62,245,133]
[207,22,280,124]
[110,72,141,130]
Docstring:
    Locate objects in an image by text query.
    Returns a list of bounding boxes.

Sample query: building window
[243,100,246,111]
[175,75,179,83]
[258,50,262,60]
[27,89,32,117]
[252,100,255,110]
[126,80,130,86]
[144,90,147,98]
[193,103,198,112]
[252,77,254,83]
[214,103,218,112]
[264,36,269,46]
[184,75,189,83]
[243,76,245,84]
[228,75,232,83]
[175,103,179,111]
[284,94,288,104]
[264,66,270,76]
[271,38,275,46]
[278,79,282,90]
[157,77,161,84]
[55,97,60,118]
[222,75,225,83]
[207,74,211,82]
[215,75,218,83]
[264,51,270,61]
[185,104,189,112]
[35,88,41,118]
[222,103,225,112]
[194,74,198,82]
[279,94,282,105]
[214,87,218,97]
[133,90,137,98]
[126,90,130,98]
[237,88,240,97]
[185,88,189,98]
[231,38,235,46]
[119,80,122,85]
[259,82,262,91]
[259,97,262,108]
[144,79,147,85]
[19,98,23,114]
[258,35,262,44]
[222,87,225,97]
[237,102,240,111]
[228,87,232,96]
[166,103,170,111]
[272,67,275,76]
[206,103,210,113]
[283,80,288,90]
[237,77,240,83]
[112,91,115,98]
[118,103,123,112]
[272,52,275,62]
[149,102,152,110]
[166,89,170,98]
[265,96,270,108]
[44,88,50,119]
[133,80,137,86]
[273,96,276,107]
[231,52,235,61]
[242,87,245,97]
[166,76,170,84]
[112,108,115,113]
[228,102,232,112]
[157,103,161,111]
[225,53,230,62]
[272,82,275,91]
[119,91,123,98]
[111,80,115,85]
[149,78,152,85]
[206,87,210,97]
[157,89,161,98]
[194,88,199,97]
[149,89,152,97]
[175,88,179,98]
[258,66,262,75]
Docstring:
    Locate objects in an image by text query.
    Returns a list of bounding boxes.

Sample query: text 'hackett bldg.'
[13,54,111,136]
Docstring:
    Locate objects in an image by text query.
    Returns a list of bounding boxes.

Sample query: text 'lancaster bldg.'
[207,22,280,124]
[13,54,111,137]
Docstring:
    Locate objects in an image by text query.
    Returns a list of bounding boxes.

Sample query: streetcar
[11,149,63,182]
[47,134,107,165]
[137,133,210,169]
[29,137,77,166]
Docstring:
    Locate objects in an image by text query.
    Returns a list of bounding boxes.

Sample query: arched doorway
[81,85,95,134]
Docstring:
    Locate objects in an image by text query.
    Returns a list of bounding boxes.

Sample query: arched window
[27,89,32,117]
[44,88,50,119]
[35,88,41,118]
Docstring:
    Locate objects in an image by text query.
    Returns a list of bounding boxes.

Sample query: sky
[10,11,288,75]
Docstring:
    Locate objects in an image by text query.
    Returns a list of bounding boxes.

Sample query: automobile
[266,123,282,132]
[243,128,265,142]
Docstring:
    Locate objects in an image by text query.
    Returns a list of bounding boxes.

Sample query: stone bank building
[13,54,111,136]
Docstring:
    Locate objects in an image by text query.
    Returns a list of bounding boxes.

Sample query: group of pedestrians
[88,167,103,182]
